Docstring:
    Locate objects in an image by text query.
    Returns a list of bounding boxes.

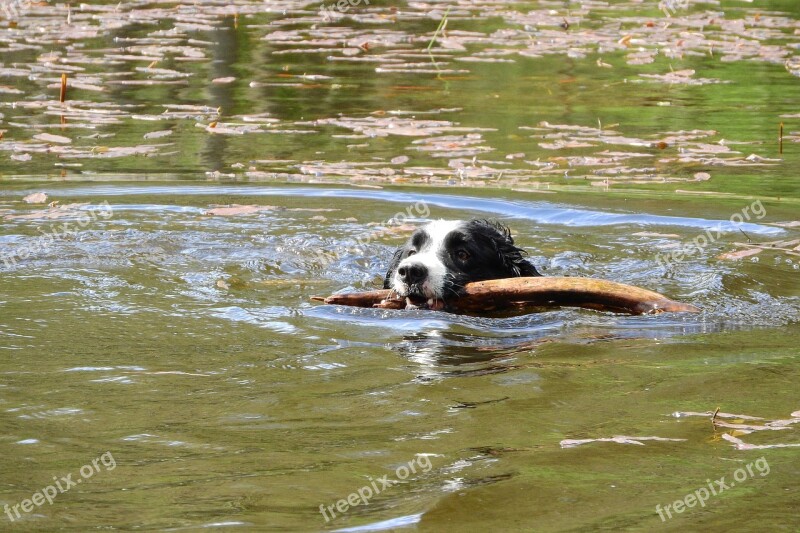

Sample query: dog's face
[384,219,540,310]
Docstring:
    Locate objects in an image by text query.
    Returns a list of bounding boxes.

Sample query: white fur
[391,220,463,299]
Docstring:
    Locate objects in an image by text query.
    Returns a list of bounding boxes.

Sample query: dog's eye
[407,250,416,256]
[455,250,470,261]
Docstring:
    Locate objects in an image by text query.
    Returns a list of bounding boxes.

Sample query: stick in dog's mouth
[404,292,445,311]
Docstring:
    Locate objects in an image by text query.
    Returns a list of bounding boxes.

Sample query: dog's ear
[513,257,541,277]
[498,237,541,278]
[474,219,541,278]
[383,247,405,288]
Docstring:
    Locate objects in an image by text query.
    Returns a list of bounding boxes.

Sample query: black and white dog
[384,219,540,310]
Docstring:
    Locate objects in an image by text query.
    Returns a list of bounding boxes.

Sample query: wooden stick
[313,277,700,315]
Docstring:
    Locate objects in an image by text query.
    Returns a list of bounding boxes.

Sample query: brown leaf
[204,204,276,216]
[717,248,763,260]
[632,231,680,238]
[143,130,173,139]
[767,221,800,228]
[722,433,800,451]
[4,203,90,220]
[22,192,48,204]
[560,436,685,449]
[33,132,71,144]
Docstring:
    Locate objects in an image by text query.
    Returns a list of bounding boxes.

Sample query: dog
[384,219,540,310]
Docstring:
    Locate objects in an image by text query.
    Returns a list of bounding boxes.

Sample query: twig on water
[738,228,751,243]
[59,73,67,103]
[426,7,450,82]
[427,6,450,51]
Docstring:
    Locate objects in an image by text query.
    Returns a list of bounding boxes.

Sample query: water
[1,184,798,531]
[1,0,799,531]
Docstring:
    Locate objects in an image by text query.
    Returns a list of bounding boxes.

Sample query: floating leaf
[560,436,685,449]
[768,221,800,228]
[204,204,276,216]
[632,231,680,238]
[722,433,800,451]
[22,192,48,204]
[32,133,71,144]
[717,248,763,260]
[143,130,173,139]
[4,203,90,220]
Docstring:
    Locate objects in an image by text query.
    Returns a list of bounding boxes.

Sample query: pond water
[1,1,799,531]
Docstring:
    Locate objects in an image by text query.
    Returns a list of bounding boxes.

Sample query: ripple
[209,305,297,333]
[332,513,423,533]
[23,185,785,235]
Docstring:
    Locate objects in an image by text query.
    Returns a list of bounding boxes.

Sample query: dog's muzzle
[395,261,444,310]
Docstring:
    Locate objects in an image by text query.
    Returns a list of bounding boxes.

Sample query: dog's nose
[397,263,427,285]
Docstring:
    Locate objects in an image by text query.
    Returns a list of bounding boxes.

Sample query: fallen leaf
[632,231,680,238]
[713,421,791,432]
[767,221,800,228]
[4,203,90,220]
[560,436,685,449]
[717,248,763,260]
[722,433,800,451]
[33,132,71,144]
[23,192,48,204]
[143,130,173,139]
[671,410,763,420]
[205,204,276,216]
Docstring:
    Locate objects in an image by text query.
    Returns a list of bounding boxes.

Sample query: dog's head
[383,219,540,310]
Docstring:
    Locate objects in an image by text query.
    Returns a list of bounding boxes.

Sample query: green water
[1,1,799,531]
